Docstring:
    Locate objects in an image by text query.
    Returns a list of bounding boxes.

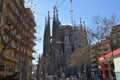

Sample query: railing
[4,27,20,41]
[7,1,36,35]
[2,36,9,45]
[29,39,35,45]
[12,0,22,13]
[27,54,34,59]
[91,63,97,67]
[91,68,97,72]
[91,58,97,62]
[7,3,18,20]
[4,56,16,62]
[7,3,24,27]
[90,54,96,57]
[5,13,21,32]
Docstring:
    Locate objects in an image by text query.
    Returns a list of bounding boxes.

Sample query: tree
[92,14,117,41]
[36,55,41,80]
[69,24,90,79]
[0,5,21,57]
[40,55,51,80]
[0,24,21,56]
[90,14,117,80]
[69,42,90,79]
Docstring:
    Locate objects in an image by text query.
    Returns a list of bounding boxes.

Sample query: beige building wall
[0,0,36,78]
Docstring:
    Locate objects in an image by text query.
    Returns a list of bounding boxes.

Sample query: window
[113,39,117,44]
[0,0,3,17]
[20,56,22,62]
[106,44,110,47]
[112,34,116,38]
[118,38,120,42]
[64,36,70,42]
[6,64,12,72]
[16,53,19,59]
[9,51,12,57]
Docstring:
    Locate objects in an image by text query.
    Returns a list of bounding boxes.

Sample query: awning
[98,48,120,62]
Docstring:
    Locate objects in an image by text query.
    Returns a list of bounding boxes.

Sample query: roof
[98,48,120,62]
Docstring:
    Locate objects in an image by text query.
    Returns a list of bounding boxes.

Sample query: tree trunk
[108,63,113,80]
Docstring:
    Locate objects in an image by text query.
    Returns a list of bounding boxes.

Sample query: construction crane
[33,11,53,20]
[55,0,66,8]
[70,0,74,25]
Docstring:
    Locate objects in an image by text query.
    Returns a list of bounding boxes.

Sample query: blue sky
[25,0,120,62]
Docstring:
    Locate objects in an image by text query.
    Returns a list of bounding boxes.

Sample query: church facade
[42,7,88,77]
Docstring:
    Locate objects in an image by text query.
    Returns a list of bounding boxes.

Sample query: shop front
[98,48,120,80]
[114,57,120,80]
[0,61,4,78]
[2,57,16,77]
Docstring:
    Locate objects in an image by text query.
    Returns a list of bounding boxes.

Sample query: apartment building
[111,24,120,50]
[92,25,120,79]
[0,0,36,78]
[90,38,111,77]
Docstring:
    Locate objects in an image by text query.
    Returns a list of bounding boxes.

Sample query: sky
[25,0,120,62]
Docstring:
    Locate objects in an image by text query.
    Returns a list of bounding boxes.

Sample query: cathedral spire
[83,21,88,44]
[74,21,76,26]
[80,18,83,29]
[48,11,50,20]
[52,6,57,37]
[83,21,87,33]
[56,9,58,21]
[45,17,47,29]
[43,11,51,57]
[56,8,61,25]
[83,21,86,34]
[44,17,47,38]
[47,11,50,27]
[83,21,85,30]
[53,6,56,21]
[47,11,50,35]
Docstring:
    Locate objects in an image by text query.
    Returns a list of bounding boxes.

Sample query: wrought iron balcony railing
[7,4,24,27]
[4,27,21,41]
[12,0,22,13]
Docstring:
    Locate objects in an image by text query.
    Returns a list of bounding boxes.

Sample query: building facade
[111,24,120,50]
[90,38,111,79]
[91,24,120,80]
[0,0,36,79]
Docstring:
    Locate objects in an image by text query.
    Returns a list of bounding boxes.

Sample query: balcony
[91,58,97,62]
[2,38,17,49]
[28,46,33,51]
[3,56,16,62]
[4,27,20,41]
[8,42,17,49]
[90,54,96,58]
[92,63,97,67]
[12,0,22,13]
[5,14,21,32]
[29,40,36,46]
[7,4,24,27]
[2,38,9,45]
[91,68,97,72]
[32,49,36,53]
[7,4,18,19]
[27,54,35,60]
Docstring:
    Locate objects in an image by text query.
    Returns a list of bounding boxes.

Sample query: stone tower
[51,7,62,76]
[43,11,51,75]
